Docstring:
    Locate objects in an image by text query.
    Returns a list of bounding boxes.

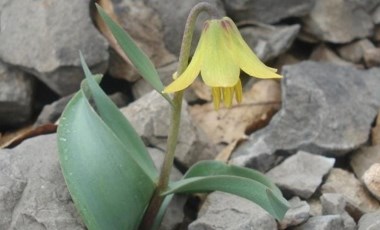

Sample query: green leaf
[79,53,157,180]
[164,175,289,220]
[184,160,283,197]
[96,4,170,102]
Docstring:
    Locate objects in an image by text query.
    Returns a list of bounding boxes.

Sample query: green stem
[138,3,219,230]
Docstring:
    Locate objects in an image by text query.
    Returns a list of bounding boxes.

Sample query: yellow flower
[163,17,281,109]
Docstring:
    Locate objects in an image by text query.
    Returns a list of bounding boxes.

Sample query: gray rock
[279,197,310,229]
[322,168,380,219]
[121,91,216,167]
[302,0,375,43]
[0,0,109,96]
[0,134,85,230]
[188,192,277,230]
[144,0,225,56]
[0,62,34,127]
[350,146,380,180]
[364,48,380,68]
[310,45,354,67]
[293,215,345,230]
[107,0,175,82]
[362,163,380,201]
[308,198,323,217]
[358,210,380,230]
[224,0,316,24]
[321,193,356,230]
[266,151,335,199]
[241,24,300,62]
[337,39,375,63]
[232,61,380,166]
[373,4,380,24]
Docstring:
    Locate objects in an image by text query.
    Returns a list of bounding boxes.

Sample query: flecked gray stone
[293,215,345,230]
[350,146,380,180]
[224,0,316,24]
[302,0,375,43]
[0,134,85,230]
[322,168,380,219]
[337,39,375,63]
[241,24,300,62]
[266,151,335,199]
[0,61,34,127]
[364,48,380,68]
[188,192,277,230]
[232,61,380,167]
[121,91,216,167]
[0,0,109,96]
[321,193,356,230]
[144,0,225,56]
[310,45,355,67]
[279,197,310,229]
[358,210,380,230]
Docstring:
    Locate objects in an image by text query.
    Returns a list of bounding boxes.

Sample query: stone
[0,134,85,229]
[364,48,380,68]
[107,0,175,82]
[121,91,216,167]
[362,163,380,201]
[321,193,356,230]
[310,45,354,67]
[0,0,109,96]
[35,92,129,126]
[371,111,380,145]
[293,215,345,230]
[279,197,310,229]
[308,198,323,217]
[302,0,375,43]
[144,0,225,56]
[188,192,277,230]
[266,151,335,199]
[224,0,316,24]
[358,210,380,230]
[0,61,35,127]
[337,39,375,63]
[231,61,380,166]
[322,168,380,219]
[373,4,380,24]
[350,146,380,179]
[240,24,300,62]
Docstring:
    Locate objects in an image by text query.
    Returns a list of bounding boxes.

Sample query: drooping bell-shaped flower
[163,17,281,109]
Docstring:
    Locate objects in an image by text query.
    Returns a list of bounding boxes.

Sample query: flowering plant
[57,3,288,230]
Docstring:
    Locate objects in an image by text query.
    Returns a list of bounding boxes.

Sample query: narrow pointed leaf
[184,160,282,197]
[96,4,170,102]
[163,175,289,220]
[80,53,157,179]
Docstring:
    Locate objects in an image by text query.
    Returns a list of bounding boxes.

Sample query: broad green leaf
[57,89,155,229]
[163,175,289,220]
[96,4,170,102]
[184,160,282,197]
[79,53,157,180]
[151,194,174,230]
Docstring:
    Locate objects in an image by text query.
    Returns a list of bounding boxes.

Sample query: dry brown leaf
[0,124,57,149]
[189,79,281,146]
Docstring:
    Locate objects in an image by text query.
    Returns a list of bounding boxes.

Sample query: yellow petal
[163,31,205,93]
[223,17,282,79]
[200,20,240,87]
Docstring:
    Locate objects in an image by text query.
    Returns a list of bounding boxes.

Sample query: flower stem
[138,3,220,230]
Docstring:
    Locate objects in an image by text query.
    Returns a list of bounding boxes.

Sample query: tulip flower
[163,17,281,109]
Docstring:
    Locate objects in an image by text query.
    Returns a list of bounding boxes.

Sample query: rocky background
[1,0,380,229]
